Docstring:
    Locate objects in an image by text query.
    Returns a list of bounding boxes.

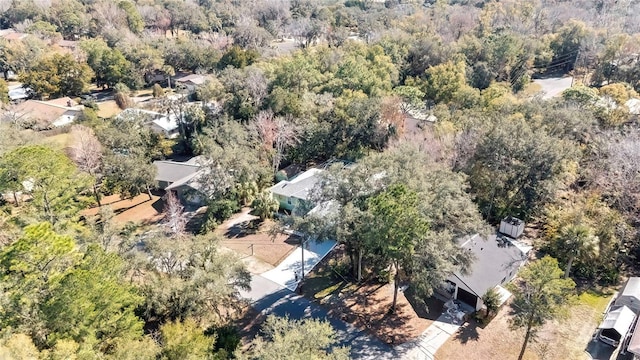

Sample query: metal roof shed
[615,278,640,314]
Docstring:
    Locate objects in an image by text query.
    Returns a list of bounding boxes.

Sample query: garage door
[457,288,478,308]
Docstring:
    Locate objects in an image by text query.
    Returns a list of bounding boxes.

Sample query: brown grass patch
[436,295,607,360]
[299,247,440,345]
[334,283,437,345]
[218,211,297,267]
[96,100,122,118]
[82,193,164,225]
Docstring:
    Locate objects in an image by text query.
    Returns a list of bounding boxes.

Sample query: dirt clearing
[82,193,164,225]
[217,209,297,268]
[436,290,612,360]
[299,246,440,345]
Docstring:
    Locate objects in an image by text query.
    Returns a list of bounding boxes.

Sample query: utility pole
[300,237,305,281]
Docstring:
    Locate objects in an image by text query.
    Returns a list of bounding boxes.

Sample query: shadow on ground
[247,287,394,359]
[453,319,480,344]
[585,338,616,360]
[404,287,444,321]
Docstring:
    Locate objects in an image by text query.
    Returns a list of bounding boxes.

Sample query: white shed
[499,216,525,239]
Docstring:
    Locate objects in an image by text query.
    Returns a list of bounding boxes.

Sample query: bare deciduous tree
[252,110,299,173]
[163,190,187,236]
[245,66,268,108]
[69,125,103,206]
[272,116,299,173]
[254,110,276,154]
[590,130,640,224]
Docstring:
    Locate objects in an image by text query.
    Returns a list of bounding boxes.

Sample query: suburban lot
[300,245,442,345]
[436,290,611,360]
[217,210,298,267]
[81,193,164,224]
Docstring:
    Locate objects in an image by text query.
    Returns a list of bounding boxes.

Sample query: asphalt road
[240,275,397,359]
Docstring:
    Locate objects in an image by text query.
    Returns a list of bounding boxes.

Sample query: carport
[598,305,636,347]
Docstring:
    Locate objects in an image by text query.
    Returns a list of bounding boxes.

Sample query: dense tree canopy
[1,0,640,357]
[19,53,93,99]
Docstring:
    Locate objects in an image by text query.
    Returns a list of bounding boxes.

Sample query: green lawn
[577,289,614,314]
[39,132,72,150]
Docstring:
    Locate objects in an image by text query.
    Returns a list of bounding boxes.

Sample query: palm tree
[555,224,599,278]
[252,191,279,221]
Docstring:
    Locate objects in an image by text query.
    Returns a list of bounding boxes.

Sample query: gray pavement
[240,274,397,359]
[533,76,573,99]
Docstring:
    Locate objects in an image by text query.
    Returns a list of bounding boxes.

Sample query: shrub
[482,288,501,315]
[199,199,240,234]
[152,83,165,98]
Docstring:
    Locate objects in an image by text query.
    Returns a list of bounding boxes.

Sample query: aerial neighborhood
[1,1,640,359]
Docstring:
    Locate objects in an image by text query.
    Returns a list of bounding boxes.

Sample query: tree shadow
[151,197,165,213]
[185,212,207,234]
[224,219,262,238]
[454,319,481,344]
[325,283,420,345]
[404,287,444,321]
[111,197,157,216]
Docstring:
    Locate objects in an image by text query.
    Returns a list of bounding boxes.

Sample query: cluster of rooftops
[154,161,534,313]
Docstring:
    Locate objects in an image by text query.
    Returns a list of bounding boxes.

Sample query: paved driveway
[533,76,573,99]
[396,304,466,360]
[586,338,617,360]
[241,275,395,359]
[261,239,337,291]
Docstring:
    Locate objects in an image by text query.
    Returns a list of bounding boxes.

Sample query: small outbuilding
[499,216,525,239]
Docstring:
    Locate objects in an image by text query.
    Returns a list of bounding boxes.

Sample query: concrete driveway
[533,76,573,99]
[261,239,337,291]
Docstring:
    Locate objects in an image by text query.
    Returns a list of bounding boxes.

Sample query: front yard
[299,245,441,345]
[436,289,612,360]
[217,209,298,268]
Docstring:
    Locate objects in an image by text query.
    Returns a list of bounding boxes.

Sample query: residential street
[240,275,397,359]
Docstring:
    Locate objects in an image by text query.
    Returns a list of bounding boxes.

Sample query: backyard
[81,193,164,225]
[436,290,612,360]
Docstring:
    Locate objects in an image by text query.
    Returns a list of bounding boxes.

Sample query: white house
[117,108,179,138]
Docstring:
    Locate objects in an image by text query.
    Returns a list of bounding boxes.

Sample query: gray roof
[153,160,200,183]
[620,277,640,300]
[269,168,323,200]
[599,305,636,337]
[627,315,640,355]
[452,234,527,297]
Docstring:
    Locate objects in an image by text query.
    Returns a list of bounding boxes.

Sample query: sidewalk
[397,309,465,360]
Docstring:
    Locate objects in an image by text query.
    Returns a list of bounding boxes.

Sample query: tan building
[10,97,83,129]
